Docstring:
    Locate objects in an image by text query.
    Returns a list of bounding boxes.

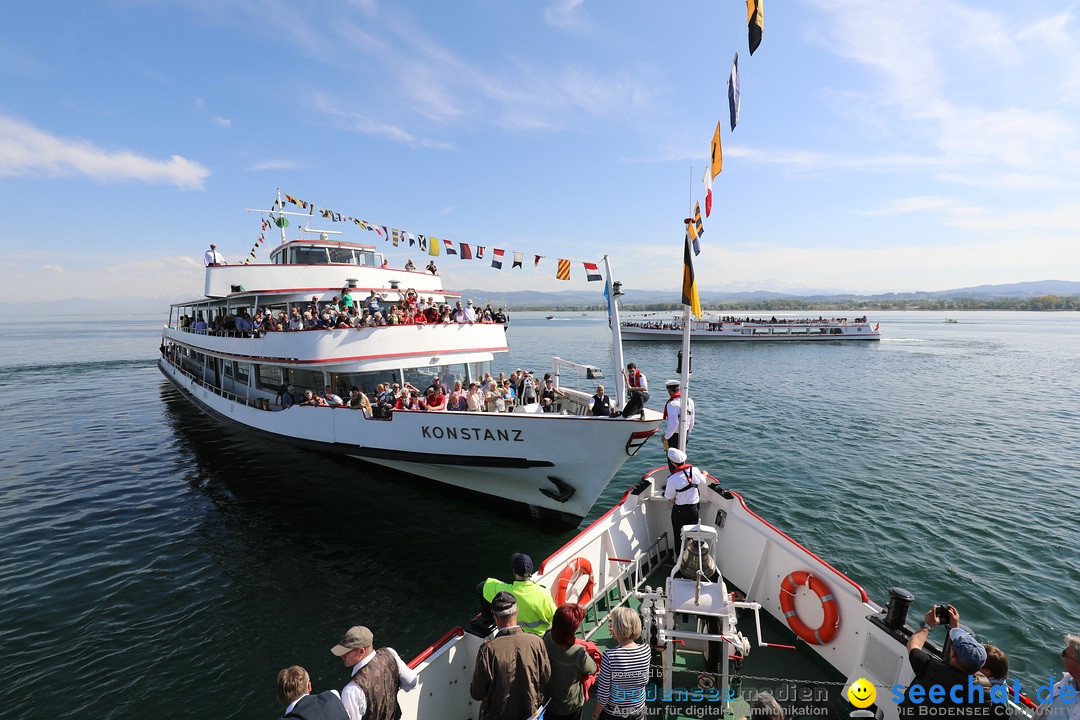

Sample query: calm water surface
[1,311,1077,719]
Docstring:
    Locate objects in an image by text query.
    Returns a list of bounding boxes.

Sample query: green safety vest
[482,578,557,635]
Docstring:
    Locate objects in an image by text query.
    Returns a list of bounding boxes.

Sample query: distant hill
[460,280,1080,309]
[1,280,1077,316]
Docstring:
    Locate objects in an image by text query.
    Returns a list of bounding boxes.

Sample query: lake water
[1,310,1077,719]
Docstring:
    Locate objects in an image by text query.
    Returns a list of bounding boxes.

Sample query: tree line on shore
[510,294,1080,312]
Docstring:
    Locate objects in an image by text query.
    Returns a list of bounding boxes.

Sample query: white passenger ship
[158,209,661,524]
[621,315,881,341]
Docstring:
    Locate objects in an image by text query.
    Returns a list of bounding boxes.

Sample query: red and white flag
[703,166,713,218]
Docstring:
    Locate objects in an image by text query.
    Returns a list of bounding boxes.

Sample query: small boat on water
[158,195,661,524]
[945,318,959,324]
[621,314,881,342]
[398,466,1038,720]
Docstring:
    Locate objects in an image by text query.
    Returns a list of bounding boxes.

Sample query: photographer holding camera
[898,604,1003,718]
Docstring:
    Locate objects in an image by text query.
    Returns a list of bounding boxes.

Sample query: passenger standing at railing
[447,381,468,411]
[466,382,485,412]
[592,607,649,720]
[544,603,598,720]
[278,385,298,408]
[470,591,550,720]
[288,308,304,331]
[330,625,417,720]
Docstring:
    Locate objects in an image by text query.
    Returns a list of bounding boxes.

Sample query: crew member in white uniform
[664,447,705,544]
[663,379,694,449]
[204,243,226,266]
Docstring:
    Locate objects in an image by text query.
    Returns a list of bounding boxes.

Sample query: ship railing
[578,531,671,644]
[537,487,672,643]
[164,355,278,410]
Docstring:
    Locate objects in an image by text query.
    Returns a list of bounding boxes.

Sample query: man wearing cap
[463,299,477,323]
[330,625,417,720]
[275,665,349,720]
[663,379,695,450]
[204,243,226,266]
[664,447,705,544]
[898,605,1002,718]
[470,591,550,720]
[481,553,557,636]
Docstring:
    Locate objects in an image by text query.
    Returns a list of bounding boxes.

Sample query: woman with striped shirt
[592,607,651,719]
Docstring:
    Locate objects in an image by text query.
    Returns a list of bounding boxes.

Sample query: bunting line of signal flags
[682,0,764,319]
[242,192,605,284]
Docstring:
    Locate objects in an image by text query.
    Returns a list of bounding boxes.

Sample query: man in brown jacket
[470,591,551,720]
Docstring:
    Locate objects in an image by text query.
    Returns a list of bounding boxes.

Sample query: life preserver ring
[779,571,840,645]
[553,558,594,607]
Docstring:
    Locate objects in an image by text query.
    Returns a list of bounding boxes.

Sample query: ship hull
[160,358,659,522]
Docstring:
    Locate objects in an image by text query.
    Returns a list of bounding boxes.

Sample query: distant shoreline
[504,298,1079,312]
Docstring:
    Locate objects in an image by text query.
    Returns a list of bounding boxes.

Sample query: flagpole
[602,255,626,409]
[678,222,693,453]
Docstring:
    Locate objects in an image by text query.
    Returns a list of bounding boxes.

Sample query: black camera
[935,604,953,625]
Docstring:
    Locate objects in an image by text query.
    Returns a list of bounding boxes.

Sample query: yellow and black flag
[682,224,702,318]
[747,0,763,55]
[710,121,723,180]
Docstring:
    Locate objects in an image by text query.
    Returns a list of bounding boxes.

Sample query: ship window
[359,252,377,267]
[236,363,250,384]
[256,364,285,390]
[332,370,394,396]
[403,368,440,392]
[328,247,355,264]
[293,247,330,264]
[286,368,325,395]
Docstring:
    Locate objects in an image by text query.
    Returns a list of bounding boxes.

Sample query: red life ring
[779,571,840,645]
[553,558,594,607]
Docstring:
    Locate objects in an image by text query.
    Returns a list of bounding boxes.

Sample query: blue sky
[2,0,1079,301]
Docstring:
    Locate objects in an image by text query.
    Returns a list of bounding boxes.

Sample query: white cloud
[0,114,210,189]
[212,115,231,128]
[43,264,65,274]
[544,0,590,32]
[863,196,965,216]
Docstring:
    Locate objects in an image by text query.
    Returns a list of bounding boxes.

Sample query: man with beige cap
[331,625,417,720]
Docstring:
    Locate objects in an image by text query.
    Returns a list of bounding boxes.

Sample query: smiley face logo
[847,678,876,708]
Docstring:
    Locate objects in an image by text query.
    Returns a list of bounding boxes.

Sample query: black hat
[510,552,533,575]
[491,591,517,613]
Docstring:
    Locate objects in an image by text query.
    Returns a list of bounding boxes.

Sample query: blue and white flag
[728,52,741,131]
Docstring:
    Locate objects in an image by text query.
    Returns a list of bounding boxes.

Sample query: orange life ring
[779,571,840,645]
[553,558,594,607]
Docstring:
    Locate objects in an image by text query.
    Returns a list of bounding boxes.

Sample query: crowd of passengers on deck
[275,368,563,418]
[176,288,509,337]
[623,315,867,330]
